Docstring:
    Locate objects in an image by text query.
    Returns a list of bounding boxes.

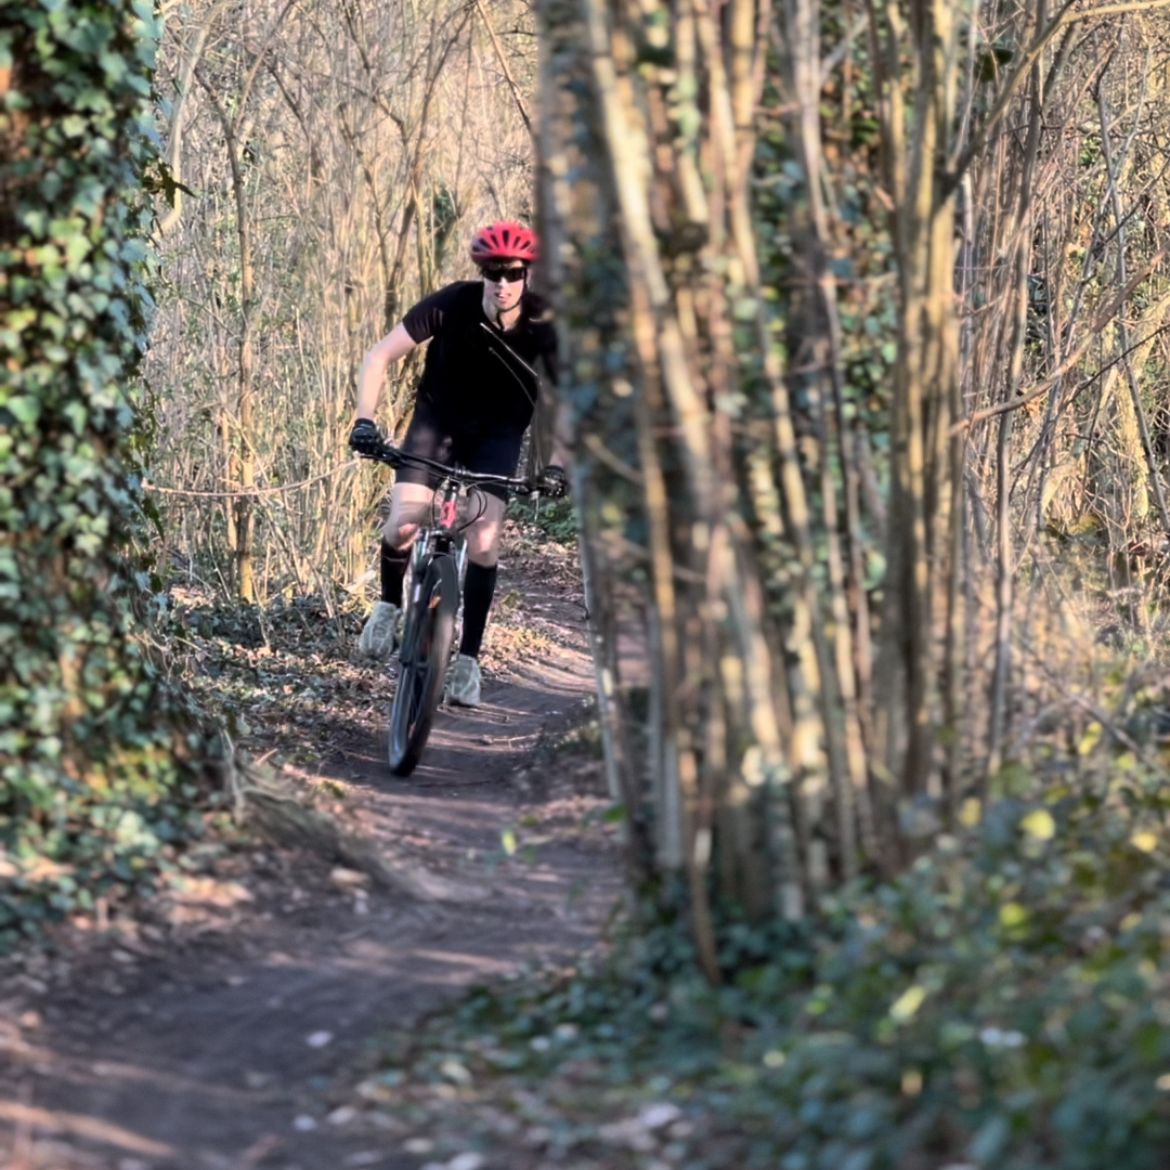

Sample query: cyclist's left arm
[538,332,572,472]
[549,411,572,471]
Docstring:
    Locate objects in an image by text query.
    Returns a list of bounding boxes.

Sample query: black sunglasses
[482,264,528,284]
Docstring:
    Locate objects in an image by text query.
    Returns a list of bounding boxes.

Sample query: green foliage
[0,0,209,943]
[755,19,897,429]
[508,495,579,545]
[745,13,896,641]
[387,768,1170,1167]
[975,42,1015,85]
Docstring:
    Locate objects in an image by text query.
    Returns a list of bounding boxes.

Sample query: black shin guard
[459,562,498,658]
[380,541,410,606]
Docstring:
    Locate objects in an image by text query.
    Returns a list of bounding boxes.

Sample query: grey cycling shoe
[445,653,482,707]
[358,601,400,660]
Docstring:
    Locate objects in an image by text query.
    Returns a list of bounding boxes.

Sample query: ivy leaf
[139,159,197,207]
[5,397,41,426]
[889,984,927,1022]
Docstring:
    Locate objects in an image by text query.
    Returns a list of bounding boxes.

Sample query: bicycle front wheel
[388,553,458,776]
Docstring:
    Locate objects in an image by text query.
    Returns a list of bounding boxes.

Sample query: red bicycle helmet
[469,220,539,265]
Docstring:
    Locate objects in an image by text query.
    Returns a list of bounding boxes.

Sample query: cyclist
[349,220,567,708]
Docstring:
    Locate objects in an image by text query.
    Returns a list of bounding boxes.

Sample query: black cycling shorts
[396,398,525,502]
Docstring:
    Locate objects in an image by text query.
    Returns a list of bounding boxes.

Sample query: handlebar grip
[356,443,401,467]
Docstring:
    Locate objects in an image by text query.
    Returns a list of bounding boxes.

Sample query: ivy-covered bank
[0,0,208,944]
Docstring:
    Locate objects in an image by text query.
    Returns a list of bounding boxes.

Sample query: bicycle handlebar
[358,441,538,496]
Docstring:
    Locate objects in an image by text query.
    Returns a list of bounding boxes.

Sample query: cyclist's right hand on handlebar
[349,417,383,456]
[537,464,569,499]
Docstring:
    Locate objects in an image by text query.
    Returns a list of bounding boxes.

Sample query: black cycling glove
[537,464,569,499]
[349,417,382,456]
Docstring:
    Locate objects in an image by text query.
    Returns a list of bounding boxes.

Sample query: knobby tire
[388,554,458,776]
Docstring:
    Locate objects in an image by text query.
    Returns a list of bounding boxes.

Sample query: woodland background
[145,0,540,600]
[10,0,1170,1163]
[142,0,1170,929]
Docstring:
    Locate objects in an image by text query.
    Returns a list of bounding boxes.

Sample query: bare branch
[475,0,534,138]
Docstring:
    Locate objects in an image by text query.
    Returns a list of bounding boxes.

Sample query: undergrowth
[362,758,1170,1169]
[509,495,578,546]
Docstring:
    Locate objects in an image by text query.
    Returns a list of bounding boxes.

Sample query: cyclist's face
[482,263,527,313]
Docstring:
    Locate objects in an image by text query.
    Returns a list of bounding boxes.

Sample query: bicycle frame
[405,478,472,614]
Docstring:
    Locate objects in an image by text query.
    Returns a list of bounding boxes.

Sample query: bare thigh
[465,493,507,567]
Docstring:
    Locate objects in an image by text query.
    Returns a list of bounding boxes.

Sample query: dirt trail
[0,549,621,1170]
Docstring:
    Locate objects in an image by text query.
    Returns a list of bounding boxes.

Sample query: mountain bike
[359,442,539,776]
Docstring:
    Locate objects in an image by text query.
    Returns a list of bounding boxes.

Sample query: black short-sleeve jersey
[402,281,557,434]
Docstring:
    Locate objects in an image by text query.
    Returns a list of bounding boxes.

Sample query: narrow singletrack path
[0,533,621,1170]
